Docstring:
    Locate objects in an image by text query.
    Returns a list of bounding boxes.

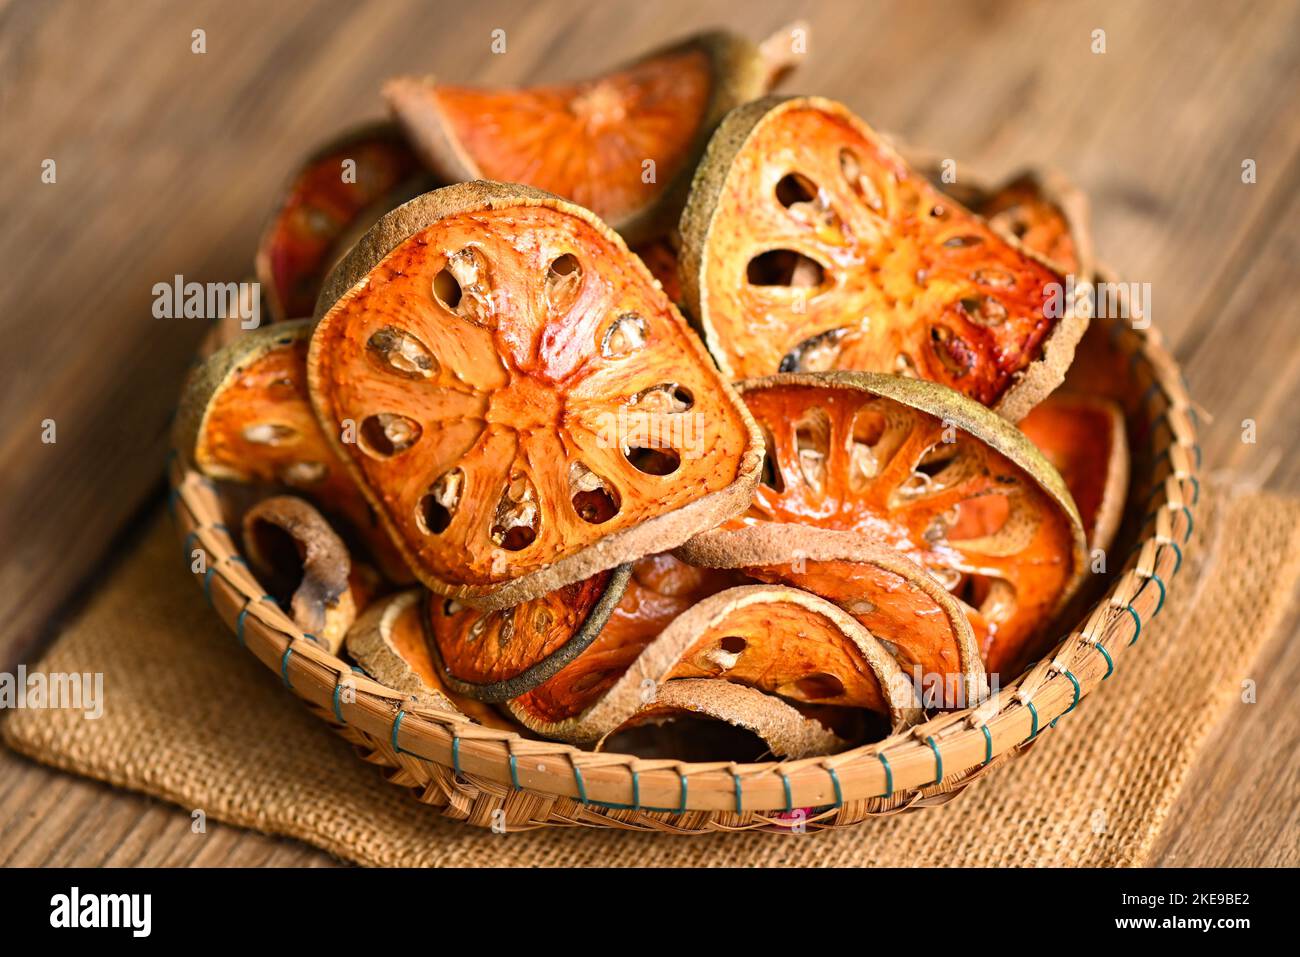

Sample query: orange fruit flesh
[735,383,1077,679]
[1017,394,1121,544]
[978,177,1080,275]
[511,554,739,724]
[263,133,419,319]
[700,104,1064,404]
[424,49,710,226]
[425,569,614,686]
[633,238,683,303]
[310,204,754,591]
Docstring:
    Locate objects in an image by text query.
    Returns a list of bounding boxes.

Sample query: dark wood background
[1,0,1297,865]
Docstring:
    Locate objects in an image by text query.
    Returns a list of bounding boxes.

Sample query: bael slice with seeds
[256,123,427,323]
[680,96,1088,419]
[383,26,806,244]
[346,590,520,732]
[425,565,630,702]
[678,372,1087,681]
[678,523,987,709]
[308,181,763,609]
[507,583,923,746]
[174,322,411,582]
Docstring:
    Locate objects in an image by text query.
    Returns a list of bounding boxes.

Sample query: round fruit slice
[425,565,630,702]
[242,495,360,654]
[382,26,804,244]
[680,96,1088,420]
[678,523,987,708]
[1018,393,1128,554]
[175,321,411,583]
[507,583,923,746]
[632,238,683,304]
[346,590,519,732]
[256,123,425,323]
[597,679,849,759]
[678,373,1087,680]
[308,182,764,609]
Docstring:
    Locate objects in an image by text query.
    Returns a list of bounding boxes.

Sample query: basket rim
[169,279,1199,820]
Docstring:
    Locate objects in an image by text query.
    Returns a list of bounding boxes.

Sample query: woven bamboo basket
[169,183,1199,834]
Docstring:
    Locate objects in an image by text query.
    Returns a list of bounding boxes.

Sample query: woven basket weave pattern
[169,293,1198,832]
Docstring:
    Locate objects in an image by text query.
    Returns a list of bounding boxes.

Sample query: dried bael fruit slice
[976,171,1094,279]
[679,373,1087,680]
[632,238,683,304]
[679,524,987,708]
[383,26,804,243]
[241,495,366,654]
[426,565,630,702]
[680,96,1088,419]
[507,583,923,746]
[309,181,764,609]
[598,679,849,759]
[1018,393,1128,554]
[346,590,520,732]
[507,552,740,730]
[174,321,411,582]
[256,123,425,323]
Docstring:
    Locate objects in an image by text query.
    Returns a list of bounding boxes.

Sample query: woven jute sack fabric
[3,478,1298,867]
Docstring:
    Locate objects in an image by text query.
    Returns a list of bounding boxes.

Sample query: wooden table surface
[1,0,1297,867]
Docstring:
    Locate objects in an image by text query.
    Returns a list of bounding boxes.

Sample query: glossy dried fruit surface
[175,323,410,581]
[426,565,629,701]
[681,524,985,707]
[508,583,922,745]
[976,172,1091,277]
[309,182,762,608]
[681,96,1086,418]
[511,553,741,725]
[256,124,423,322]
[384,31,780,243]
[681,373,1086,680]
[1018,393,1128,552]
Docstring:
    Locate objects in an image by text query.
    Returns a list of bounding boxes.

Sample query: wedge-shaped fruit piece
[256,123,425,323]
[679,373,1087,680]
[598,679,849,759]
[1018,393,1128,553]
[679,524,986,708]
[175,321,411,582]
[507,583,922,746]
[346,590,520,732]
[242,495,370,654]
[308,182,764,609]
[383,26,804,243]
[976,171,1093,279]
[426,565,630,702]
[680,96,1087,419]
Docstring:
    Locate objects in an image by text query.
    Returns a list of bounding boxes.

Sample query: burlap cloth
[4,478,1298,866]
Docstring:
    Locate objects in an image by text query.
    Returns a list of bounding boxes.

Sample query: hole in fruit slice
[433,246,493,323]
[779,327,849,373]
[630,382,694,413]
[367,325,438,379]
[418,468,463,535]
[775,172,818,207]
[601,312,647,358]
[759,427,784,492]
[569,463,621,525]
[242,422,298,445]
[747,249,825,287]
[545,253,583,315]
[785,672,846,701]
[358,413,422,458]
[491,473,540,551]
[625,446,681,476]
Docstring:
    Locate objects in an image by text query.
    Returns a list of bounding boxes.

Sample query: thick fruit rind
[678,95,1088,421]
[309,180,764,610]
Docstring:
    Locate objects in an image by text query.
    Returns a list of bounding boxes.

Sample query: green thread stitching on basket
[926,736,943,784]
[451,736,462,777]
[331,680,346,724]
[981,725,993,764]
[1141,570,1167,617]
[1123,603,1142,645]
[235,596,275,647]
[1163,539,1184,575]
[508,753,520,790]
[572,763,588,805]
[280,646,294,689]
[1096,640,1115,679]
[1189,475,1200,505]
[678,774,689,813]
[878,753,894,797]
[202,565,218,605]
[1026,700,1040,739]
[780,774,793,813]
[391,709,407,755]
[732,771,744,813]
[826,766,843,808]
[631,771,641,811]
[1181,506,1194,542]
[1062,669,1082,713]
